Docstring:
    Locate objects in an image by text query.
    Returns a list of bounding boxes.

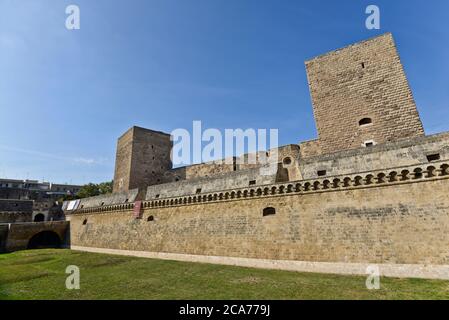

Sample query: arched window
[147,216,154,222]
[359,118,373,126]
[263,207,276,217]
[82,218,88,225]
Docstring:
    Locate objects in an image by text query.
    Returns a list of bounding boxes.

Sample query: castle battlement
[68,160,449,215]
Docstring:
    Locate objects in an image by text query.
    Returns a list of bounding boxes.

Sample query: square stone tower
[305,33,424,155]
[113,126,172,193]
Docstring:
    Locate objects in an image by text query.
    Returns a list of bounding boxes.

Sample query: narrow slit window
[249,180,256,186]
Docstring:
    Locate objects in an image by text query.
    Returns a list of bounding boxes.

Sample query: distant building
[0,178,82,222]
[0,179,81,200]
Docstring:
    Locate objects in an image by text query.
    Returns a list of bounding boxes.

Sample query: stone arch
[400,170,410,181]
[388,171,398,182]
[27,231,61,250]
[287,184,294,193]
[303,182,311,191]
[263,187,270,195]
[256,188,262,196]
[278,185,285,194]
[313,181,320,190]
[440,164,448,176]
[271,186,277,195]
[295,183,301,192]
[413,168,423,179]
[364,174,374,185]
[332,178,341,188]
[354,176,363,186]
[243,190,249,198]
[426,166,436,178]
[343,177,352,187]
[377,173,386,183]
[231,191,236,199]
[322,180,331,189]
[33,213,45,222]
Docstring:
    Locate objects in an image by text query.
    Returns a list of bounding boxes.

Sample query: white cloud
[0,144,108,166]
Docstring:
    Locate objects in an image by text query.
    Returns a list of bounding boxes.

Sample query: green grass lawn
[0,249,448,300]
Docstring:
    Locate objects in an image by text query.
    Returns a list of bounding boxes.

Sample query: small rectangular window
[249,180,256,185]
[317,170,327,177]
[363,140,375,147]
[155,194,160,198]
[427,154,440,162]
[196,188,202,194]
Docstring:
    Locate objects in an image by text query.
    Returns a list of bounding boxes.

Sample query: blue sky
[0,0,448,185]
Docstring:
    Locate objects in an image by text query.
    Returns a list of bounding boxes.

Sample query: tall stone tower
[113,126,172,193]
[305,33,424,155]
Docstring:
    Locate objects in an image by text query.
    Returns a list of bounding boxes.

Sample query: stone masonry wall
[305,33,424,155]
[113,127,172,192]
[113,127,133,192]
[299,131,449,179]
[69,176,449,265]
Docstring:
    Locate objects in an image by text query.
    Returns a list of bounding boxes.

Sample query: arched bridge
[0,221,69,253]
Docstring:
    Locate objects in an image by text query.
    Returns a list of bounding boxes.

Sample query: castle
[62,33,449,278]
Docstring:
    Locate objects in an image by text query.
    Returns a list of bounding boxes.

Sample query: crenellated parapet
[68,161,449,215]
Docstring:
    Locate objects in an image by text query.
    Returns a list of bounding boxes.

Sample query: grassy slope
[0,249,448,300]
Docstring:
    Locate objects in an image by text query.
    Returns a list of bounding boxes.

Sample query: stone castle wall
[299,131,449,179]
[68,162,449,265]
[0,200,33,223]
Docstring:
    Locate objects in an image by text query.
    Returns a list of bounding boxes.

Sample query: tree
[76,183,100,199]
[98,181,113,195]
[74,181,113,199]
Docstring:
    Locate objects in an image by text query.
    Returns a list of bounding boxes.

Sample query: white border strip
[71,246,449,280]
